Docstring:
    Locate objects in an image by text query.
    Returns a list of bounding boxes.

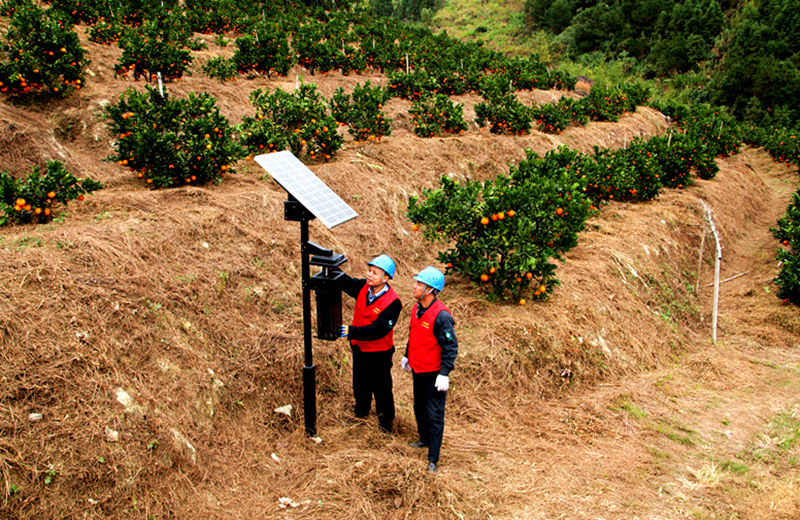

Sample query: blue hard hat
[367,254,396,279]
[414,266,445,292]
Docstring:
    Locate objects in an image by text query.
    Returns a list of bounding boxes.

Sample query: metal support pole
[300,219,316,436]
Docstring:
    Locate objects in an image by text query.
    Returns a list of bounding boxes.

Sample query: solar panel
[255,151,357,229]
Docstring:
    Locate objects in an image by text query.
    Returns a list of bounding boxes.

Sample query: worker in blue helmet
[401,266,458,473]
[338,254,402,432]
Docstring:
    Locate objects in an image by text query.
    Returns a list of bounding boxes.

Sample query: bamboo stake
[705,271,749,287]
[700,199,722,343]
[695,227,706,293]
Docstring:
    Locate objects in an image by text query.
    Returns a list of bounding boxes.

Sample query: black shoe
[409,440,429,448]
[427,462,437,473]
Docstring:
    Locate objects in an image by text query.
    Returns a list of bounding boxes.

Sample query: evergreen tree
[370,0,394,18]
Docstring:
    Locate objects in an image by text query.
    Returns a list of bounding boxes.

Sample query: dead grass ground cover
[0,26,799,520]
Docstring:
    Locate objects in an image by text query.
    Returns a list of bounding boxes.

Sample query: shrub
[238,83,343,162]
[331,81,392,142]
[386,70,438,101]
[758,128,800,167]
[407,148,592,301]
[583,84,635,122]
[202,57,238,82]
[645,132,718,189]
[232,25,294,78]
[0,3,88,95]
[772,191,800,305]
[104,86,241,188]
[114,19,193,81]
[585,139,663,203]
[409,93,468,138]
[0,161,102,225]
[474,92,533,135]
[87,19,123,45]
[532,101,570,134]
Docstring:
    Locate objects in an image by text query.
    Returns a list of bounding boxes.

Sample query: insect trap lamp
[255,151,357,436]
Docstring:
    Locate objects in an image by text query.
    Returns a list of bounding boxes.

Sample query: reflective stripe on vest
[350,284,398,352]
[408,299,448,373]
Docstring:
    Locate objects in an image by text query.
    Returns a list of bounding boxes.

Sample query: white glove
[400,356,410,371]
[435,374,449,392]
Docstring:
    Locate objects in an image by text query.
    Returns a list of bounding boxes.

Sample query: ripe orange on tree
[481,217,489,225]
[480,273,489,282]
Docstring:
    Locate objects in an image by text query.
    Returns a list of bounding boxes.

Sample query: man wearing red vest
[401,266,458,473]
[339,254,402,433]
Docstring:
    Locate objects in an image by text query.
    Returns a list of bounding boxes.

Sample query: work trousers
[412,370,447,463]
[351,345,395,431]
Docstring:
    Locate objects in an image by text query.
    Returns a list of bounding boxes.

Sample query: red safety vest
[408,298,449,373]
[350,284,399,352]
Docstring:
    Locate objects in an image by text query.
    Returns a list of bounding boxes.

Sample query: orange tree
[238,82,342,161]
[407,148,592,302]
[0,3,87,95]
[331,81,392,142]
[113,16,194,81]
[474,78,533,135]
[0,161,102,225]
[87,18,124,45]
[772,191,800,305]
[584,139,664,203]
[409,93,468,138]
[104,85,241,188]
[232,23,295,78]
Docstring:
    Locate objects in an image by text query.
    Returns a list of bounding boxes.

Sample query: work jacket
[408,298,451,373]
[350,284,400,352]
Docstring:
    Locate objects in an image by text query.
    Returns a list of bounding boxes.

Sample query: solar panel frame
[255,151,358,229]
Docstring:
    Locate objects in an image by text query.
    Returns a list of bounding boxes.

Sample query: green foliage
[331,81,392,142]
[113,17,194,81]
[584,140,664,203]
[387,70,439,100]
[409,93,468,137]
[104,86,240,188]
[184,0,250,34]
[474,91,533,135]
[232,24,294,78]
[0,3,88,96]
[532,97,587,133]
[702,0,800,128]
[238,83,343,161]
[407,148,592,301]
[369,0,395,18]
[646,132,719,189]
[202,57,237,82]
[750,127,800,166]
[582,84,637,122]
[772,191,800,305]
[294,20,366,76]
[560,0,723,77]
[0,161,102,226]
[87,19,123,45]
